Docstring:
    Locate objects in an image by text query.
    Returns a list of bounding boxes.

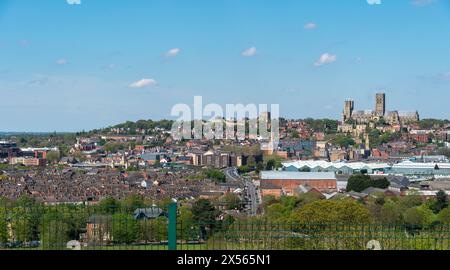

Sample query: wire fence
[177,222,450,250]
[1,204,450,250]
[0,204,170,250]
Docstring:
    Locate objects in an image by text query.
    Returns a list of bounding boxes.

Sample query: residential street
[224,167,259,216]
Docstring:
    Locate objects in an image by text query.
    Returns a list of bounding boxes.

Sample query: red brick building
[260,171,337,196]
[409,134,429,144]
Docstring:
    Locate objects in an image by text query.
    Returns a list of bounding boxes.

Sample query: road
[224,167,259,216]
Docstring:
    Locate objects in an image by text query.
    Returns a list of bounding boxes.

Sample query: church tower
[343,100,354,122]
[375,93,386,117]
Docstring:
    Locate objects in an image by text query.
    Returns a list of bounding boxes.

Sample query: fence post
[168,202,177,250]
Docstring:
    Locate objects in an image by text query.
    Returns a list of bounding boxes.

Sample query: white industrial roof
[392,160,450,169]
[282,160,390,171]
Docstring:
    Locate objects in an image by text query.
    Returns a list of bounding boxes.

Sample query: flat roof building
[260,171,337,195]
[283,160,390,175]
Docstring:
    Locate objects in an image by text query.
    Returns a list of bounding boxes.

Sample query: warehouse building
[259,171,337,197]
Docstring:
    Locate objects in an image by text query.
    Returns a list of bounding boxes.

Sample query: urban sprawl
[1,93,450,249]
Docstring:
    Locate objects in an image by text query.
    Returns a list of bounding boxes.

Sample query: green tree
[238,165,251,174]
[247,156,256,167]
[346,175,371,192]
[177,206,198,241]
[437,208,450,225]
[262,195,279,208]
[263,155,283,170]
[221,193,243,210]
[138,217,167,243]
[379,201,403,224]
[265,203,289,222]
[403,205,436,228]
[304,118,339,133]
[0,173,8,181]
[204,169,226,183]
[297,192,324,206]
[154,198,173,210]
[290,199,370,224]
[111,213,139,244]
[372,178,390,189]
[191,199,220,225]
[255,162,264,174]
[431,190,448,214]
[419,119,450,129]
[122,195,145,212]
[265,159,276,171]
[0,208,8,244]
[58,144,70,158]
[61,206,89,241]
[98,197,121,214]
[9,196,42,243]
[15,195,37,208]
[397,194,423,211]
[346,175,390,192]
[41,211,69,250]
[103,142,126,153]
[10,208,38,243]
[331,135,355,148]
[280,196,301,211]
[46,151,61,164]
[191,199,220,240]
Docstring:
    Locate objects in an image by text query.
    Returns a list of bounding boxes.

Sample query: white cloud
[304,23,317,30]
[67,0,81,5]
[129,78,157,88]
[165,48,181,57]
[367,0,382,5]
[241,47,257,57]
[314,53,337,66]
[56,58,68,65]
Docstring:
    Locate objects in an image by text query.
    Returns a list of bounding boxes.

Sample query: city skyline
[1,0,450,132]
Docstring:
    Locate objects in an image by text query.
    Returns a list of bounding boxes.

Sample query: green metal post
[168,202,177,250]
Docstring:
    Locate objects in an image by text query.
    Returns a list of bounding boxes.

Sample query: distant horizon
[1,115,449,134]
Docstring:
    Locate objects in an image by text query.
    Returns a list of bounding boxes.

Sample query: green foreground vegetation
[1,188,450,250]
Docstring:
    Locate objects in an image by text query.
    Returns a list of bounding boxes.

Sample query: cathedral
[342,93,420,126]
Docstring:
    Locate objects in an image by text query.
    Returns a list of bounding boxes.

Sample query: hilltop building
[342,93,419,125]
[375,93,386,117]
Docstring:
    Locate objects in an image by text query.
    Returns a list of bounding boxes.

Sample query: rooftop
[393,161,450,169]
[283,160,390,171]
[260,171,336,180]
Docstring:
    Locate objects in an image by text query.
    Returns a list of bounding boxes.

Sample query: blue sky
[1,0,450,132]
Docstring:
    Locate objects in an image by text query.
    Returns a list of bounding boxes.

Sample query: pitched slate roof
[360,187,386,196]
[133,207,165,219]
